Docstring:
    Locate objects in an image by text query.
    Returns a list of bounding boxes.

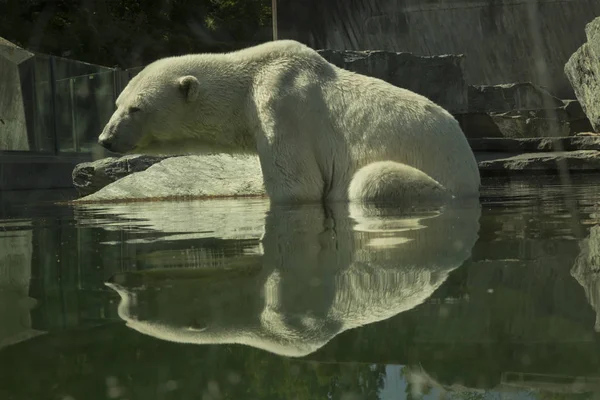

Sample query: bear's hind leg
[348,161,451,204]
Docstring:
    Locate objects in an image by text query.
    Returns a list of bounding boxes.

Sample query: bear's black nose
[98,137,113,151]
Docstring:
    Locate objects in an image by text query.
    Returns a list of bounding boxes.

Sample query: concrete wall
[0,45,33,151]
[277,0,600,98]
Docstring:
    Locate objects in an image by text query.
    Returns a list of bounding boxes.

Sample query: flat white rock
[74,154,266,203]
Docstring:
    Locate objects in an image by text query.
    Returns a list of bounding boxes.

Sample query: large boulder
[565,17,600,132]
[317,49,467,114]
[72,154,265,203]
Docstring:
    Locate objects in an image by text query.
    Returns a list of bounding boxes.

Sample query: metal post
[49,56,59,155]
[69,78,78,152]
[272,0,278,40]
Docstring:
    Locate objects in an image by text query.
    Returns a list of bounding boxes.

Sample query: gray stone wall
[278,0,600,98]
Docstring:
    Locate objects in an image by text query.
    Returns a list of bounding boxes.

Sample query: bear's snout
[98,121,119,152]
[98,119,134,154]
[98,136,114,151]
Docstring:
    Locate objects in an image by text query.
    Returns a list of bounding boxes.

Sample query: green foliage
[0,0,272,68]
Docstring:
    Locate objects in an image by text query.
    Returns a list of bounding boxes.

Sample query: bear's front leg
[256,136,325,204]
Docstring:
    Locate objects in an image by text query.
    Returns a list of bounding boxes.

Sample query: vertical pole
[272,0,278,40]
[69,78,78,152]
[49,56,59,155]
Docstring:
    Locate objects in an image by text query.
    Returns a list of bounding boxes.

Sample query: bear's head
[97,60,204,155]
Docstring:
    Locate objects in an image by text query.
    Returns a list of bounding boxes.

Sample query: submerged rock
[73,154,265,203]
[565,17,600,132]
[317,49,467,114]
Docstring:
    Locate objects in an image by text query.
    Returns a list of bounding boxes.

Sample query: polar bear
[98,40,480,203]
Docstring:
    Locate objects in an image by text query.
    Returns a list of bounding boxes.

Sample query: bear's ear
[178,76,200,102]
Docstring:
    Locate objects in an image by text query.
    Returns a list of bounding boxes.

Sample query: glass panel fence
[0,50,120,154]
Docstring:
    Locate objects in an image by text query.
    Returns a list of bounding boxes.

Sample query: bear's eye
[129,106,141,114]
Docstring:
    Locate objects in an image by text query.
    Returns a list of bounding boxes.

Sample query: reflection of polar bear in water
[106,200,481,357]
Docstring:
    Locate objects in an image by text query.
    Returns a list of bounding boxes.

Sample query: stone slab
[468,136,600,153]
[478,150,600,174]
[468,83,564,113]
[318,49,467,114]
[72,154,265,204]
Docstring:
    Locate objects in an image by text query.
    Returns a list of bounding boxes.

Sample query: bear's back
[229,40,316,60]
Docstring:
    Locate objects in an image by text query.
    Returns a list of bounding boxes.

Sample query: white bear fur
[99,40,480,203]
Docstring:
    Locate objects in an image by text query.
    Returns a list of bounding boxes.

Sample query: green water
[2,175,600,400]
